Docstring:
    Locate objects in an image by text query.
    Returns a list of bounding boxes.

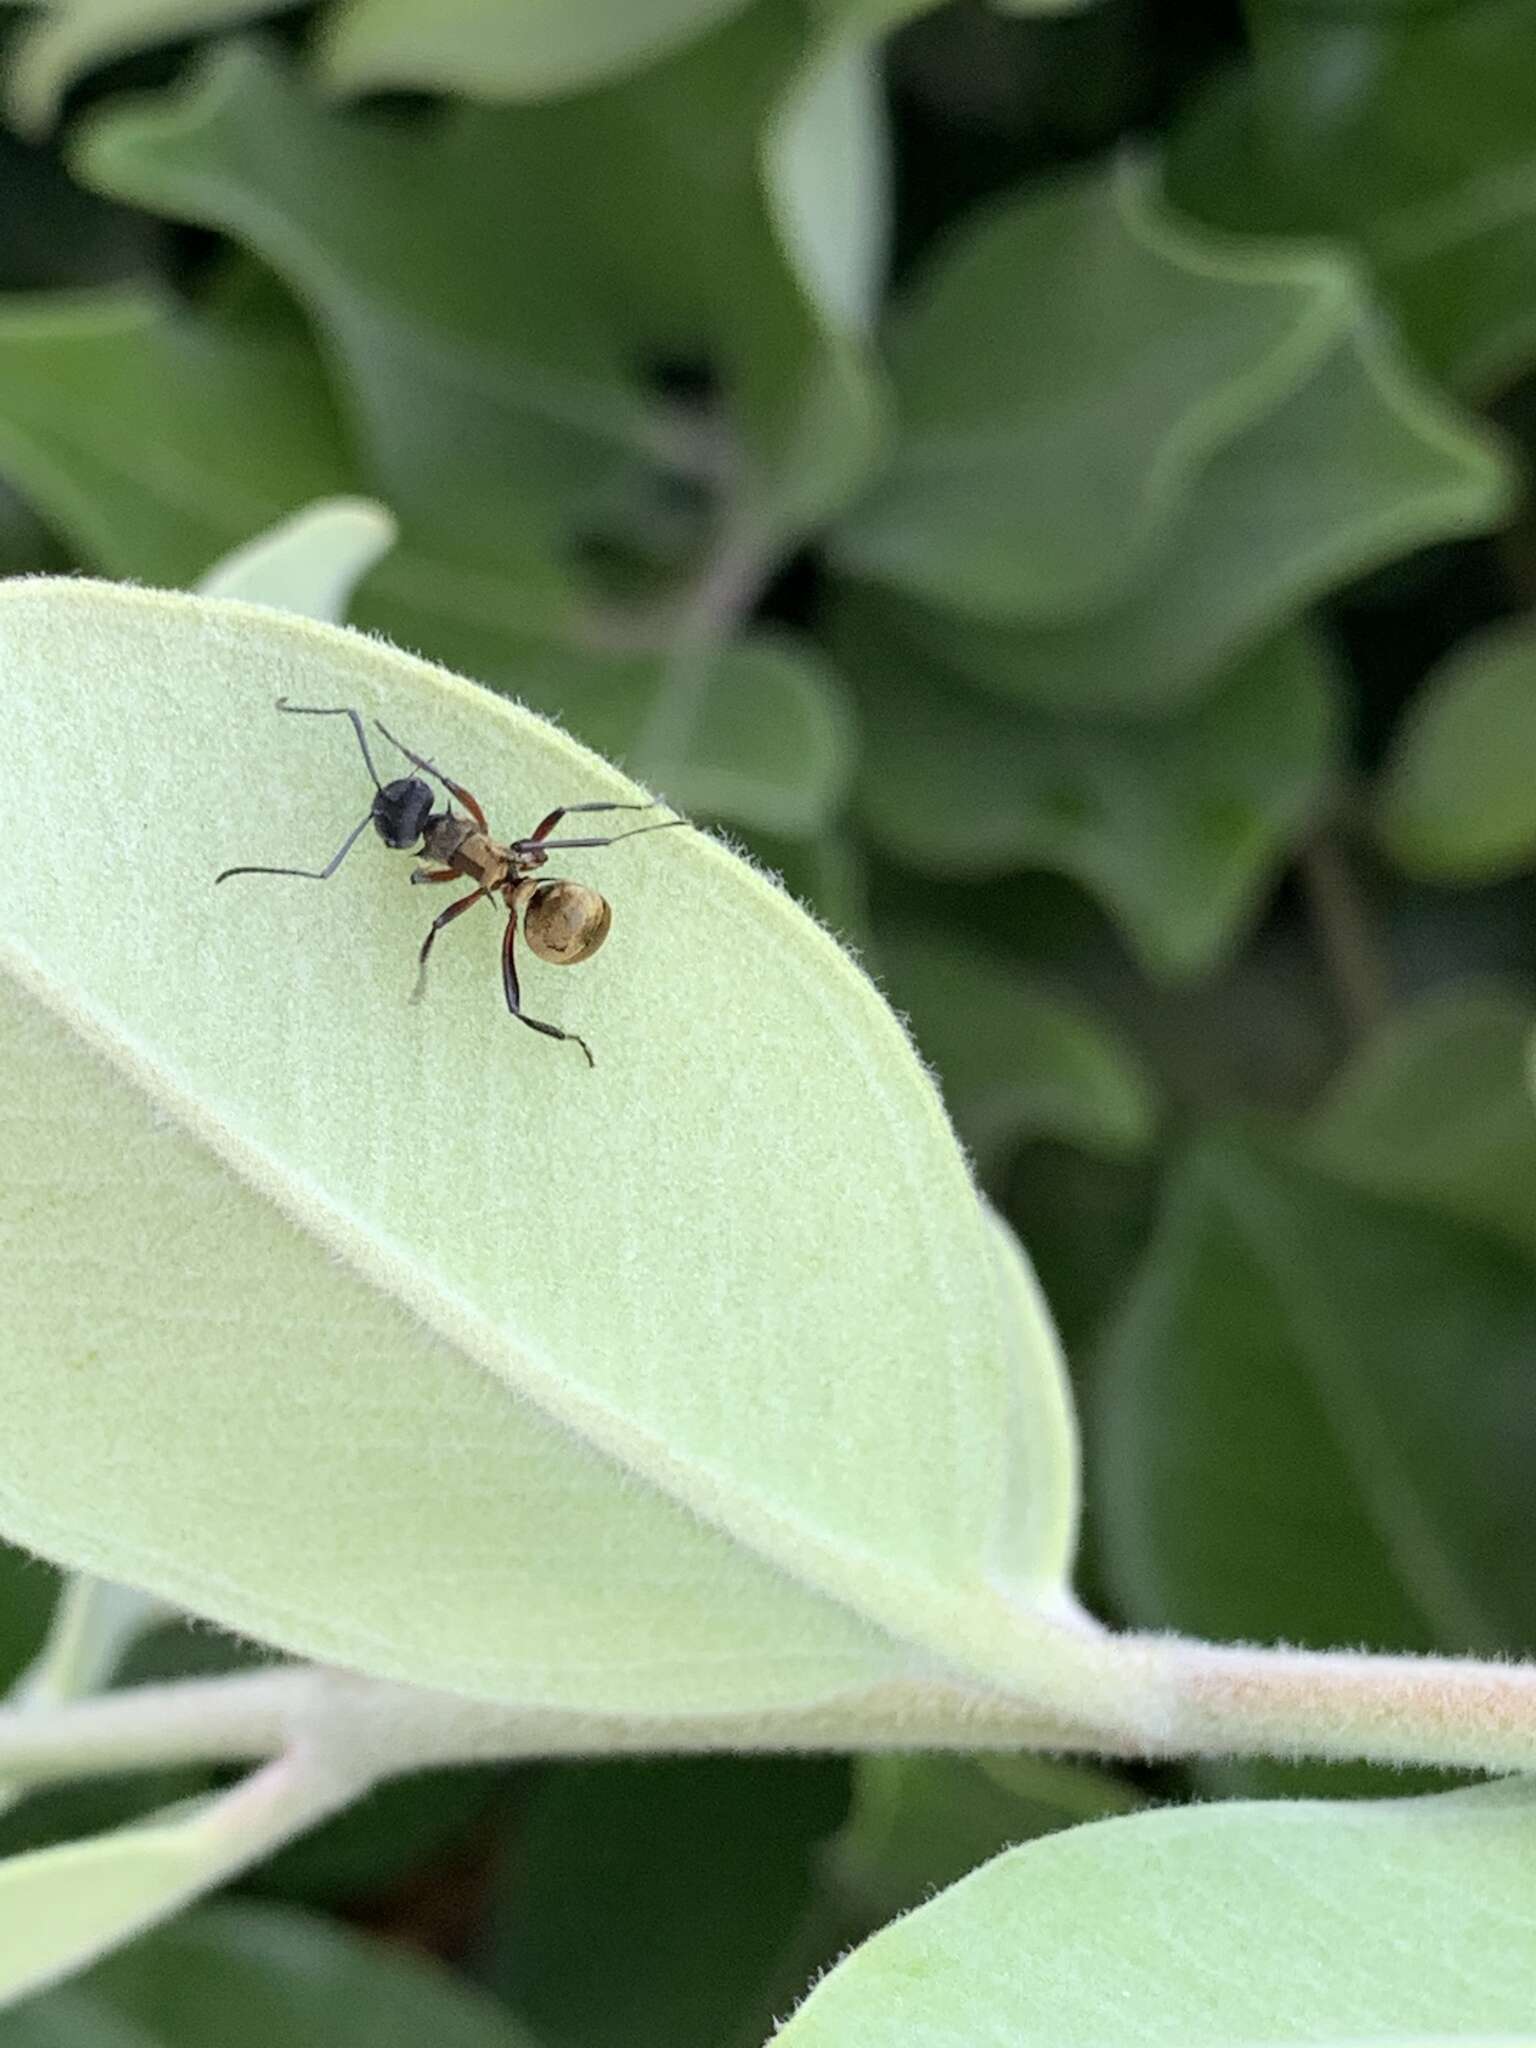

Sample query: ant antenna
[214,809,376,886]
[274,698,384,793]
[524,819,690,853]
[373,718,458,798]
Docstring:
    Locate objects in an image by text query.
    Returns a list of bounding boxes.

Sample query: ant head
[373,776,435,850]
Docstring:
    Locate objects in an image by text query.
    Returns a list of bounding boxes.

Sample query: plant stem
[2,1629,1536,1790]
[1298,830,1392,1044]
[1141,1632,1536,1774]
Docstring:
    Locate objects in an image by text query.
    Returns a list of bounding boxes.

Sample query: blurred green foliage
[3,0,1536,2034]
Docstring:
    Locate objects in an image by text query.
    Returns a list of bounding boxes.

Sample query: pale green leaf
[876,930,1158,1176]
[0,578,1078,1713]
[1376,618,1536,879]
[775,1778,1536,2044]
[0,286,352,586]
[880,314,1513,714]
[845,603,1337,978]
[319,0,752,98]
[1308,985,1536,1261]
[197,498,398,619]
[832,160,1358,624]
[0,0,289,138]
[5,1896,541,2042]
[761,1,930,337]
[0,1763,352,2010]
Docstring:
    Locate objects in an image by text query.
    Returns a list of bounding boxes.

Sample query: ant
[215,698,685,1067]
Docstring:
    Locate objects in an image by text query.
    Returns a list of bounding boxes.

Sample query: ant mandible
[215,698,685,1067]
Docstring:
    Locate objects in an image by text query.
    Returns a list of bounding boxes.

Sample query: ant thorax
[421,810,509,890]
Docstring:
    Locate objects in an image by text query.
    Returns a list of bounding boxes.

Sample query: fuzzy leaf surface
[776,1778,1536,2045]
[0,578,1077,1713]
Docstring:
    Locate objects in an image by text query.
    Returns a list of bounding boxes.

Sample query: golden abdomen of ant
[518,879,612,964]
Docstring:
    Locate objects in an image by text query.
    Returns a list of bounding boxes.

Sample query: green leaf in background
[743,828,869,944]
[868,312,1513,715]
[76,24,880,563]
[319,0,754,99]
[0,0,291,139]
[1376,616,1536,879]
[0,1544,57,1694]
[458,633,856,841]
[775,1778,1536,2044]
[761,1,914,340]
[845,600,1337,978]
[323,0,932,344]
[0,296,850,837]
[1307,984,1536,1262]
[831,159,1357,624]
[0,285,353,585]
[825,1750,1139,1931]
[1168,0,1536,395]
[0,126,150,291]
[0,578,1080,1713]
[1095,1134,1536,1669]
[875,929,1158,1178]
[7,1898,542,2047]
[480,1757,845,2048]
[244,1766,499,1910]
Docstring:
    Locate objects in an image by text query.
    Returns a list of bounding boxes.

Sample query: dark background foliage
[2,0,1535,2037]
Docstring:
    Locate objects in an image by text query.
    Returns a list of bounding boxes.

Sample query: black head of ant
[215,697,687,1067]
[374,773,436,850]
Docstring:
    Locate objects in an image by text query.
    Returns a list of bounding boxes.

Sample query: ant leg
[273,699,383,791]
[502,914,594,1068]
[374,721,488,830]
[411,887,487,1005]
[517,819,689,855]
[410,867,458,886]
[214,809,374,885]
[527,799,666,845]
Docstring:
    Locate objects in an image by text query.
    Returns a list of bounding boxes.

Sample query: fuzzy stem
[1143,1633,1536,1774]
[2,1631,1536,1790]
